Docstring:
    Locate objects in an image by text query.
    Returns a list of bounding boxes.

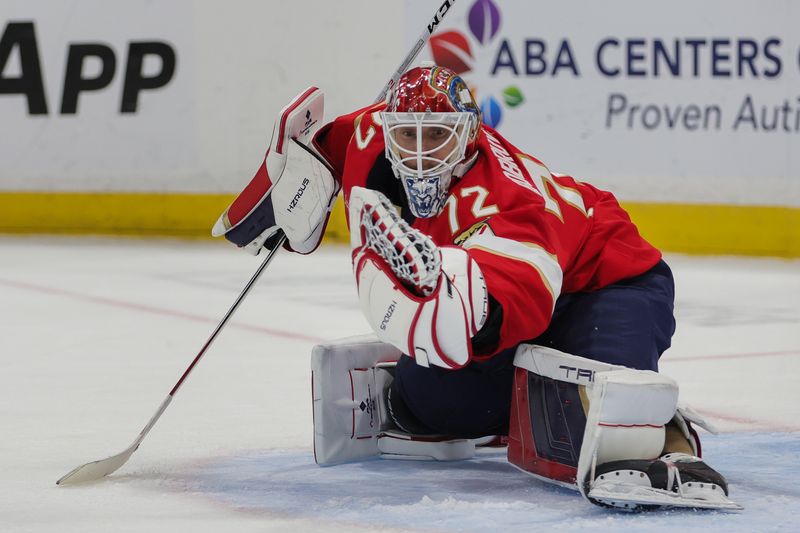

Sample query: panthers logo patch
[454,219,493,246]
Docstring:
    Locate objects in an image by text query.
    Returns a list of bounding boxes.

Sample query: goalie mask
[382,66,481,218]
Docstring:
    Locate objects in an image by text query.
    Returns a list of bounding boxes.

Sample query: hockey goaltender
[214,65,741,512]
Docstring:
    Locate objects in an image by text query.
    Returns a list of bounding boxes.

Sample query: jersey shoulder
[462,127,548,207]
[473,126,604,211]
[313,102,386,177]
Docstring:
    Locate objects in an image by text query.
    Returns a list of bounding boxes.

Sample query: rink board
[0,191,796,257]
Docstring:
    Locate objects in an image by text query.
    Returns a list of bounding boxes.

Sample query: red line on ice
[664,349,798,362]
[662,350,800,432]
[0,278,325,343]
[692,407,800,433]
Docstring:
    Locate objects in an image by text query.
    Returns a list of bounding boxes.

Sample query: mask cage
[382,112,475,181]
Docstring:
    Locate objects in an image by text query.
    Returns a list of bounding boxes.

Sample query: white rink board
[407,0,800,206]
[1,1,797,205]
[1,1,196,192]
[0,0,405,193]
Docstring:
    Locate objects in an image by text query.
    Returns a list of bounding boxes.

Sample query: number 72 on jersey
[444,155,589,234]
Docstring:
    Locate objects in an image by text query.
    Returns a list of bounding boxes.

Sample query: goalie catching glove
[212,87,339,255]
[349,186,489,370]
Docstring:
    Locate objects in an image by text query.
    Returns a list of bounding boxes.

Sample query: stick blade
[56,447,136,485]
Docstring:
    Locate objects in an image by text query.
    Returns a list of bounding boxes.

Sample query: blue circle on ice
[177,449,576,529]
[152,434,799,531]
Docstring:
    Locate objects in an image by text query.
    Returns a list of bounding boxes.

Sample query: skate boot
[588,453,740,511]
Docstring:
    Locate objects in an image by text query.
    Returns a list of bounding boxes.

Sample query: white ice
[1,237,798,532]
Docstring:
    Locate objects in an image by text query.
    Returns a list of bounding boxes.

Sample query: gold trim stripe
[465,243,558,302]
[520,241,560,264]
[0,192,797,258]
[0,191,352,244]
[0,192,234,237]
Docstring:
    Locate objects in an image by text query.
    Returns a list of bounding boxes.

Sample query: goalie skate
[587,454,743,511]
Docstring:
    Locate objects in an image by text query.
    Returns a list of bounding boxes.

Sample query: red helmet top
[381,66,482,218]
[386,66,481,153]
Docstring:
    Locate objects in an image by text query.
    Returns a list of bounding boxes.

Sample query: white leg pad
[311,335,401,466]
[577,368,679,498]
[312,335,479,466]
[511,345,679,498]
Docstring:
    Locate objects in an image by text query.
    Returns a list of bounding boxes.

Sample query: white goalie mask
[382,112,478,218]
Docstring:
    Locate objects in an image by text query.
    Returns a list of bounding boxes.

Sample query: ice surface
[1,237,798,532]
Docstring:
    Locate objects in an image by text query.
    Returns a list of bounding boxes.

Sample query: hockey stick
[56,0,456,486]
[375,0,456,103]
[56,234,286,485]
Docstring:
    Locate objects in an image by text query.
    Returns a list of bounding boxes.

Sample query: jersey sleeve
[564,181,662,291]
[461,206,565,357]
[312,103,385,182]
[312,115,355,180]
[450,143,660,358]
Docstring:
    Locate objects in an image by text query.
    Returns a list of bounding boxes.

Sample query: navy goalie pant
[392,259,676,438]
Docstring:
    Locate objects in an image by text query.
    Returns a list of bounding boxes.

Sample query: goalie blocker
[212,87,339,255]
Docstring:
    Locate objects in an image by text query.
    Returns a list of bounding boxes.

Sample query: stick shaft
[136,236,282,438]
[124,0,455,447]
[144,234,286,440]
[169,235,285,396]
[59,0,455,485]
[374,0,457,104]
[55,235,286,485]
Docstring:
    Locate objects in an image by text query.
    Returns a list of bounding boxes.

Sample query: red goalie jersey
[313,103,662,358]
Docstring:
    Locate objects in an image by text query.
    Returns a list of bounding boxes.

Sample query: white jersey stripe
[463,233,563,306]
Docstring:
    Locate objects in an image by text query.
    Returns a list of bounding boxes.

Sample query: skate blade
[589,480,743,511]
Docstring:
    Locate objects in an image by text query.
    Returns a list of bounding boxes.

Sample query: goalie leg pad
[312,335,479,465]
[508,345,677,489]
[508,345,740,510]
[377,431,477,461]
[311,335,401,466]
[507,346,624,489]
[577,366,678,498]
